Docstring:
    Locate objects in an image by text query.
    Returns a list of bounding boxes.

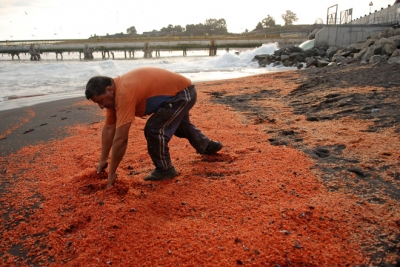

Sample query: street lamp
[369,2,373,13]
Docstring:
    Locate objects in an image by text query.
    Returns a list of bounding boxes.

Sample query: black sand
[0,97,103,157]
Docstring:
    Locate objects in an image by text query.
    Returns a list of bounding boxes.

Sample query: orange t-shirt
[105,67,192,128]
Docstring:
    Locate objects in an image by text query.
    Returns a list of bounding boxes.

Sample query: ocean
[0,43,293,111]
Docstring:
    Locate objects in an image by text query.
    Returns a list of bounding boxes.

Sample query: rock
[282,60,293,67]
[379,28,393,38]
[317,59,330,68]
[281,50,290,56]
[274,47,285,57]
[286,45,304,53]
[253,54,269,61]
[332,55,345,63]
[391,49,400,57]
[288,52,301,61]
[340,50,352,57]
[347,42,365,52]
[383,43,398,56]
[372,38,389,55]
[388,56,400,64]
[388,49,400,64]
[306,57,318,68]
[388,35,400,47]
[327,62,337,67]
[363,39,377,49]
[316,48,326,57]
[295,53,306,62]
[369,55,386,64]
[303,49,314,57]
[320,44,329,51]
[361,46,375,62]
[354,47,368,59]
[367,32,381,40]
[281,55,290,61]
[326,46,339,59]
[296,62,304,69]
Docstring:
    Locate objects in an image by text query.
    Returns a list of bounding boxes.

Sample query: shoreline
[0,64,399,266]
[0,68,293,112]
[0,96,104,156]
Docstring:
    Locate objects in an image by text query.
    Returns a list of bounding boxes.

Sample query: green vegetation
[92,11,300,39]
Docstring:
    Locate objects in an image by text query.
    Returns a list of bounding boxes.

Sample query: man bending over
[85,67,222,188]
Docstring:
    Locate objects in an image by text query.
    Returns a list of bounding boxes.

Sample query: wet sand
[0,64,399,266]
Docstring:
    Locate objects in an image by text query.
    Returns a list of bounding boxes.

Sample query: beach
[0,63,399,266]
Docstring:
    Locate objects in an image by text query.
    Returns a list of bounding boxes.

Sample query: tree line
[94,10,299,38]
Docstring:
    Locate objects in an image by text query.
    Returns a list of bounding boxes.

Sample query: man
[85,67,222,188]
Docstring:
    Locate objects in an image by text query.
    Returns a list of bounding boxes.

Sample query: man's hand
[97,160,108,174]
[107,173,117,188]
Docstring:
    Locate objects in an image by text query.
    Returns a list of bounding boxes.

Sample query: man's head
[85,76,115,109]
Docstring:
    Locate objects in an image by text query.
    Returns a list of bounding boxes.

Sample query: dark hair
[85,76,112,100]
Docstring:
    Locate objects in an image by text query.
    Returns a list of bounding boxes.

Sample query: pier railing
[0,35,307,60]
[0,35,305,46]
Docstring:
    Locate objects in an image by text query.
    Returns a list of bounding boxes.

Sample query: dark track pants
[144,85,210,171]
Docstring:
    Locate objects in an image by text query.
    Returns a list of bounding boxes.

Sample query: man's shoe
[144,167,178,181]
[202,141,223,155]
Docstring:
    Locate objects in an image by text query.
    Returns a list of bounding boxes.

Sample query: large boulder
[288,52,306,62]
[363,39,377,49]
[281,55,290,61]
[379,28,393,38]
[354,47,368,59]
[368,37,397,56]
[317,59,330,68]
[367,32,381,40]
[274,47,285,57]
[391,49,400,57]
[332,55,345,63]
[286,45,304,53]
[361,46,375,62]
[315,48,326,57]
[388,49,400,64]
[305,57,318,68]
[373,38,389,55]
[288,52,300,61]
[347,42,365,52]
[388,35,400,47]
[369,55,387,64]
[383,43,398,55]
[303,49,314,57]
[326,46,339,59]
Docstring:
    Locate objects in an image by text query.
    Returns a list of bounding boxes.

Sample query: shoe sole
[144,171,178,181]
[203,142,223,155]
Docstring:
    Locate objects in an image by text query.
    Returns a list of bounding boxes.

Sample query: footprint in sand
[23,129,34,134]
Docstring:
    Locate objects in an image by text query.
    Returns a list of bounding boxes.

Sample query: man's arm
[97,123,116,174]
[107,122,131,188]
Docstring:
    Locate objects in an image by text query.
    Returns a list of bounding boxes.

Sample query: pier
[0,35,306,60]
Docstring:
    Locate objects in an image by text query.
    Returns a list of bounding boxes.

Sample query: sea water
[0,43,294,111]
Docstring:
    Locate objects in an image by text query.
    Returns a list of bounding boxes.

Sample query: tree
[160,24,185,35]
[204,18,228,34]
[127,26,137,35]
[183,18,227,36]
[262,15,276,27]
[254,22,264,31]
[281,10,298,26]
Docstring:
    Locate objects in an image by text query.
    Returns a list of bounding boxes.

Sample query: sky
[0,0,397,40]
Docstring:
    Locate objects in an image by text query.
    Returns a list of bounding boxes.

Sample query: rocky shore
[254,27,400,68]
